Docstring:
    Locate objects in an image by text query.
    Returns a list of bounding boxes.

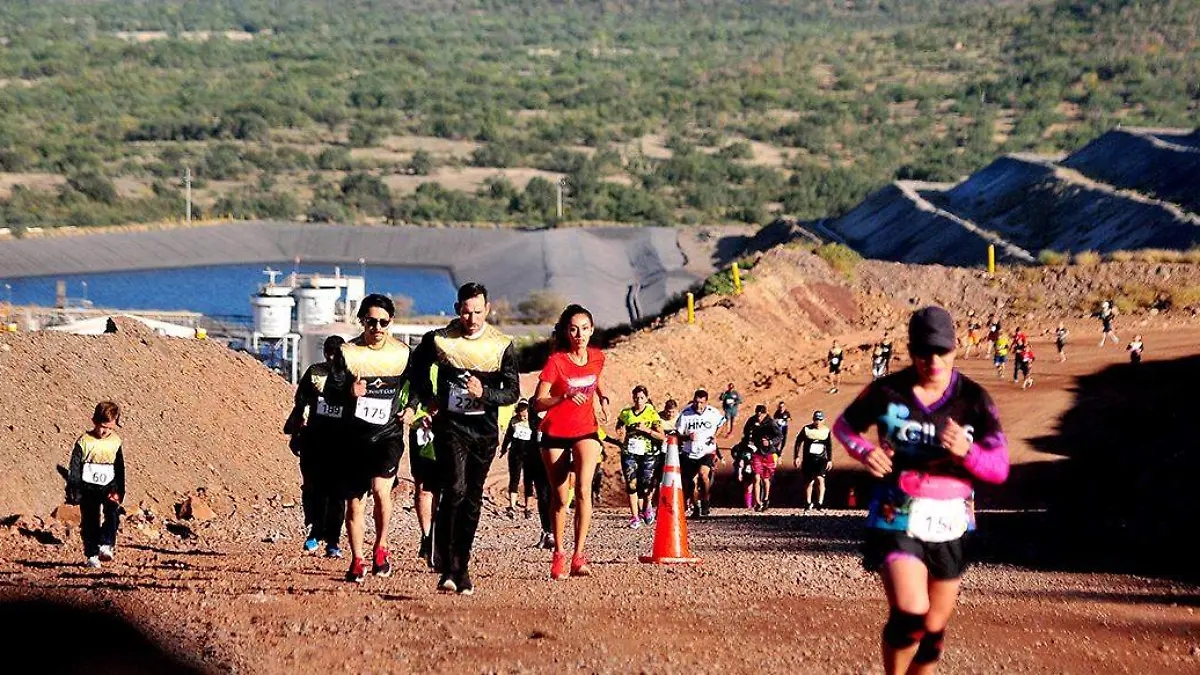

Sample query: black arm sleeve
[500,423,514,455]
[481,342,521,408]
[283,367,314,435]
[66,441,83,501]
[409,331,437,409]
[113,447,126,499]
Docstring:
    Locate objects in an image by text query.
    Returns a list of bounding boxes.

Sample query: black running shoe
[456,571,474,596]
[418,535,431,561]
[437,575,457,593]
[700,501,711,518]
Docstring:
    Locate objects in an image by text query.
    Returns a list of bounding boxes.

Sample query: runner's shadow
[13,559,77,570]
[0,598,211,673]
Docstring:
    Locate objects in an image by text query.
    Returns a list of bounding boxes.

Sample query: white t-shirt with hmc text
[675,404,727,459]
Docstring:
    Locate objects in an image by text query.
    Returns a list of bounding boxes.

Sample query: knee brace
[882,608,926,649]
[913,630,945,664]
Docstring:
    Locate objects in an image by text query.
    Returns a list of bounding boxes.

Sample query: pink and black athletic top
[834,367,1009,533]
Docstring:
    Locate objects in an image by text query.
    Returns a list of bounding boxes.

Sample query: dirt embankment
[0,317,296,518]
[598,246,1200,412]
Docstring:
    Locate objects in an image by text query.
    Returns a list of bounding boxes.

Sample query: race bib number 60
[82,462,115,486]
[355,397,391,425]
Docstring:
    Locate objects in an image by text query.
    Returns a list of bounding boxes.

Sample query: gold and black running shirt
[292,361,349,438]
[410,320,520,442]
[68,432,126,497]
[333,335,411,442]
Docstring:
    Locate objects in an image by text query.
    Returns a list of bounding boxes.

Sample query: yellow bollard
[732,262,743,294]
[686,292,695,324]
[988,244,996,276]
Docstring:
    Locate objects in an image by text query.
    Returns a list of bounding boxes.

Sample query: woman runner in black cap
[834,306,1009,674]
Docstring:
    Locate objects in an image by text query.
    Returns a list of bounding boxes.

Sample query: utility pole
[556,176,568,220]
[185,166,192,224]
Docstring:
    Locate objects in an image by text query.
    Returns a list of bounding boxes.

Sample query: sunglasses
[363,317,391,329]
[912,347,953,360]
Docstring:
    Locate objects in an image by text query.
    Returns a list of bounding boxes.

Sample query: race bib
[513,425,532,441]
[907,497,969,543]
[448,385,485,415]
[831,356,841,365]
[627,437,651,455]
[354,396,391,425]
[82,463,115,486]
[807,442,826,455]
[315,397,343,418]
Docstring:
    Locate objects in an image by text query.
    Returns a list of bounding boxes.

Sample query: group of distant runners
[62,285,1169,674]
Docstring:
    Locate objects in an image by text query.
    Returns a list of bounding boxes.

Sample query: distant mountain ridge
[827,127,1200,265]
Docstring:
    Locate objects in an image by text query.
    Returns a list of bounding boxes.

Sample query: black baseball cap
[909,306,956,352]
[755,404,767,414]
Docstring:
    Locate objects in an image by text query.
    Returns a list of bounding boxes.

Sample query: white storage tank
[293,281,341,329]
[251,286,295,338]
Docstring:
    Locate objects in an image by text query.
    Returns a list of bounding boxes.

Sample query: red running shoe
[550,551,568,580]
[372,547,392,577]
[570,553,591,577]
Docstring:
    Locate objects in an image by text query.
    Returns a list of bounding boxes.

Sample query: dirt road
[3,325,1199,673]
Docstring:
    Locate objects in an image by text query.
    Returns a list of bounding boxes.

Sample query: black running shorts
[340,437,404,498]
[862,528,968,581]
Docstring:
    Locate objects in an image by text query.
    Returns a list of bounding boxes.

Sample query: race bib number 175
[355,397,391,425]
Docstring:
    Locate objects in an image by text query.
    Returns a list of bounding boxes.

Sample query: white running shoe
[98,545,114,562]
[85,556,102,569]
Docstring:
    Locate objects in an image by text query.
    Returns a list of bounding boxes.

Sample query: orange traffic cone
[640,436,702,564]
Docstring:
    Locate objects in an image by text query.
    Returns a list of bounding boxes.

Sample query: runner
[1015,341,1035,390]
[743,405,782,511]
[652,398,680,509]
[1128,335,1144,364]
[773,401,793,451]
[676,389,727,518]
[731,434,756,510]
[283,335,348,558]
[828,341,845,394]
[1055,322,1069,362]
[793,411,832,510]
[834,306,1009,675]
[408,406,438,564]
[963,311,982,359]
[410,283,520,595]
[65,401,125,569]
[719,383,742,438]
[879,330,895,376]
[525,407,555,549]
[499,400,537,520]
[1098,301,1119,347]
[985,313,1002,358]
[533,304,610,580]
[1010,327,1028,384]
[872,344,888,381]
[992,332,1010,380]
[324,294,413,584]
[616,386,666,528]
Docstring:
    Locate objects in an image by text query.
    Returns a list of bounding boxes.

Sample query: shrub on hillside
[517,290,566,323]
[1038,249,1069,266]
[1106,250,1135,263]
[815,242,862,279]
[1072,250,1101,266]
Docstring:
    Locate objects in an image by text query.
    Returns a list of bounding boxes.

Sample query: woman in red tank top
[533,304,610,579]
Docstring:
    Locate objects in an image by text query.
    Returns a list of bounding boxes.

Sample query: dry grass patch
[0,173,66,198]
[382,136,480,159]
[383,167,564,195]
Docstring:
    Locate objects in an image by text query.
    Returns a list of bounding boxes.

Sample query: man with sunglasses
[325,293,413,583]
[410,282,520,596]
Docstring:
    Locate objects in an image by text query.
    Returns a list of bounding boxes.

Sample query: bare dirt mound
[0,317,295,518]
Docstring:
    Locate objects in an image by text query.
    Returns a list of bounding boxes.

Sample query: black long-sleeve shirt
[741,415,782,454]
[409,320,520,443]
